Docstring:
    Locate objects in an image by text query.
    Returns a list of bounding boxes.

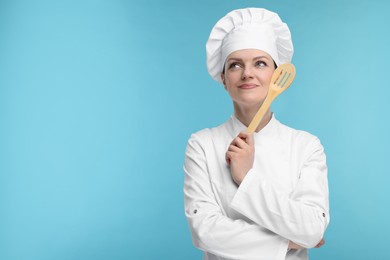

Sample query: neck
[233,102,272,132]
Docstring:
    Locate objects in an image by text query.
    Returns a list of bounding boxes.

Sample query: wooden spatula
[247,63,296,133]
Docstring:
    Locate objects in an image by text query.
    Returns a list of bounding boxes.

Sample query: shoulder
[277,121,324,153]
[186,119,232,151]
[188,121,230,144]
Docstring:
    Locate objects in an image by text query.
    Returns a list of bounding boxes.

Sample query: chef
[183,7,329,260]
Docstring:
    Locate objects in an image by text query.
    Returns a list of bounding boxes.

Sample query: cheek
[226,70,242,82]
[224,74,235,87]
[263,71,275,84]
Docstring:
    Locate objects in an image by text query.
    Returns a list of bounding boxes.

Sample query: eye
[228,62,242,70]
[255,60,267,68]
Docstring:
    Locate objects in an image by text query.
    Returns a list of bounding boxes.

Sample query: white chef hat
[206,8,294,84]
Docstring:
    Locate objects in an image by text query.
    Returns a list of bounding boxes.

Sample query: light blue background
[1,0,389,259]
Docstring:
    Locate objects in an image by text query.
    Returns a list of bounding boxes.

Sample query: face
[221,49,276,109]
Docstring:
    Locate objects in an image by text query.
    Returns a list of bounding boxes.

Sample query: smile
[238,83,258,89]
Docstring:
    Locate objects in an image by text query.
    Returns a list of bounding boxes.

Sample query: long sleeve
[230,137,330,248]
[184,133,289,260]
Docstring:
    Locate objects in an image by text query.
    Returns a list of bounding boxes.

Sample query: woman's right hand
[225,131,254,185]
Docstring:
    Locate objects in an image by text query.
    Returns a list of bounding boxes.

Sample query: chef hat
[206,8,294,84]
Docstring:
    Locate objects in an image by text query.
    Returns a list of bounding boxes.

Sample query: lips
[239,83,258,89]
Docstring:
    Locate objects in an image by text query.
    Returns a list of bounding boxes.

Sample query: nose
[241,66,254,80]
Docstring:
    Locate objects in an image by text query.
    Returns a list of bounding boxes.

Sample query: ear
[221,73,227,89]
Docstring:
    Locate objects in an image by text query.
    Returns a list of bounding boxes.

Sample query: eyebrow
[226,56,270,62]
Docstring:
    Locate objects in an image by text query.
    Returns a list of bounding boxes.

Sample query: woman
[183,8,329,260]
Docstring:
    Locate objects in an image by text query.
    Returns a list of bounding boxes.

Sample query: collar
[230,113,280,139]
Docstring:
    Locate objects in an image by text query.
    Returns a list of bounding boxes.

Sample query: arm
[184,134,288,260]
[230,137,330,248]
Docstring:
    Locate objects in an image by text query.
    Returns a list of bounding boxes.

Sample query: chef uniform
[183,8,330,260]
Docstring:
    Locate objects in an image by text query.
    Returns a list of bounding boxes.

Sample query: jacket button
[322,213,326,217]
[193,209,198,214]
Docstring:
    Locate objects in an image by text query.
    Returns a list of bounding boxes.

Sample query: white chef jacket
[183,114,329,260]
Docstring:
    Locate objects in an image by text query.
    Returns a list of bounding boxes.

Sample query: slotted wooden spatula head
[269,63,296,93]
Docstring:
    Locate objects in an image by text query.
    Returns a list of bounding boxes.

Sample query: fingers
[225,150,239,164]
[289,238,325,250]
[226,131,254,165]
[315,238,325,248]
[230,136,247,149]
[228,144,241,153]
[238,131,254,146]
[226,141,242,165]
[225,131,255,185]
[226,132,254,163]
[225,153,231,166]
[231,131,254,148]
[288,241,303,250]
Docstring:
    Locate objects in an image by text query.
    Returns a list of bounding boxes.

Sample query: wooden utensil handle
[246,94,276,133]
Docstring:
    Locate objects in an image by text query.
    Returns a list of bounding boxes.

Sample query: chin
[237,99,264,108]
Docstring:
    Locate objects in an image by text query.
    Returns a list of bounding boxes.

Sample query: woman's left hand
[225,132,254,185]
[288,238,326,249]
